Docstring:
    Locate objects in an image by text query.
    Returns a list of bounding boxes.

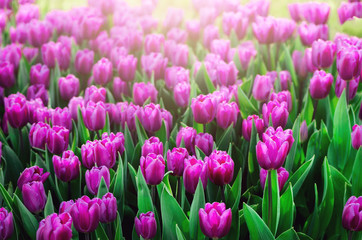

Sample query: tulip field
[1,0,362,239]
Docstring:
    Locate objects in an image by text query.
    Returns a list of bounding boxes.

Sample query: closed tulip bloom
[0,208,13,240]
[174,82,191,108]
[352,125,362,150]
[27,98,44,124]
[167,147,188,177]
[342,196,362,231]
[165,66,190,90]
[29,64,50,88]
[142,137,163,157]
[99,192,117,223]
[22,181,47,213]
[46,125,69,155]
[301,2,330,25]
[199,202,232,239]
[195,133,214,156]
[203,25,220,50]
[206,150,234,186]
[242,115,265,141]
[41,41,59,69]
[105,103,121,125]
[57,43,71,71]
[82,101,106,131]
[260,167,289,189]
[28,20,51,48]
[140,153,165,185]
[36,212,72,240]
[216,102,239,129]
[183,156,207,194]
[167,28,188,44]
[288,3,302,22]
[335,75,359,101]
[137,103,162,133]
[292,50,308,78]
[52,150,80,182]
[309,70,333,99]
[27,84,48,106]
[262,100,289,129]
[17,166,49,191]
[312,40,336,69]
[81,141,96,169]
[117,54,137,82]
[69,196,100,233]
[113,77,128,100]
[298,22,328,47]
[134,212,157,239]
[171,44,188,67]
[252,16,276,44]
[4,93,28,128]
[216,61,238,87]
[237,42,257,71]
[93,138,116,168]
[0,44,22,70]
[176,127,197,154]
[210,39,230,62]
[279,71,291,91]
[270,91,292,112]
[300,120,308,143]
[141,53,168,81]
[337,47,362,81]
[84,86,106,104]
[161,109,173,133]
[133,82,158,106]
[58,75,80,101]
[85,166,110,195]
[29,122,50,150]
[93,58,113,86]
[338,2,359,24]
[264,126,295,152]
[102,132,125,156]
[222,12,248,40]
[252,75,273,102]
[144,34,165,54]
[125,103,139,131]
[75,49,94,75]
[68,96,84,121]
[0,62,15,88]
[51,107,72,130]
[191,94,217,124]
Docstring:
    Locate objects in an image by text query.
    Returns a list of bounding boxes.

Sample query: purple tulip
[309,70,333,99]
[252,16,276,44]
[183,156,207,194]
[26,98,43,123]
[312,40,336,69]
[216,61,238,87]
[124,103,139,131]
[117,54,137,82]
[163,7,183,31]
[142,137,163,157]
[352,125,362,150]
[99,192,117,223]
[4,93,28,128]
[0,208,14,240]
[337,46,362,81]
[93,138,117,168]
[140,153,165,185]
[102,132,125,156]
[222,12,248,40]
[32,106,51,124]
[28,20,51,48]
[301,2,330,25]
[288,3,302,22]
[262,100,289,129]
[165,66,190,90]
[29,64,50,88]
[206,150,234,186]
[51,107,72,130]
[260,167,289,190]
[167,147,188,177]
[36,213,72,240]
[144,34,165,54]
[342,196,362,231]
[195,133,214,156]
[0,62,15,88]
[15,4,39,24]
[22,181,47,213]
[113,77,128,100]
[27,84,48,106]
[359,102,362,121]
[171,44,189,68]
[252,75,273,102]
[69,196,100,233]
[92,58,113,86]
[335,75,359,101]
[0,44,22,70]
[203,25,219,50]
[135,212,157,239]
[292,50,308,78]
[191,94,217,124]
[199,202,232,239]
[58,75,80,101]
[270,91,292,112]
[300,120,308,143]
[141,53,168,81]
[235,42,257,71]
[85,166,110,195]
[52,150,81,182]
[279,71,291,91]
[104,103,120,125]
[242,115,265,141]
[29,122,50,150]
[298,22,329,47]
[82,101,106,131]
[137,103,162,133]
[46,125,69,155]
[305,48,318,73]
[338,2,361,24]
[133,82,158,106]
[84,86,106,104]
[176,127,197,154]
[75,49,94,75]
[57,43,71,71]
[41,41,59,69]
[68,96,84,121]
[174,82,191,108]
[17,166,49,192]
[216,102,239,129]
[81,141,96,169]
[210,39,230,62]
[167,28,188,44]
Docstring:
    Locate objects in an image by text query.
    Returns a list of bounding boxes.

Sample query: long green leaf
[277,184,294,235]
[243,203,275,240]
[44,191,54,217]
[14,195,38,240]
[189,180,205,240]
[262,169,280,236]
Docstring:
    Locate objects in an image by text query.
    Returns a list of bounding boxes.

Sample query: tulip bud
[216,102,239,129]
[102,132,125,157]
[172,44,188,68]
[309,70,333,99]
[57,43,71,71]
[84,86,107,104]
[113,77,128,101]
[300,120,308,143]
[85,166,110,195]
[75,49,94,75]
[210,39,230,62]
[195,133,214,156]
[301,2,330,25]
[167,147,188,177]
[262,100,289,129]
[5,93,28,128]
[288,3,302,22]
[27,84,48,106]
[144,34,165,54]
[351,124,362,150]
[140,153,165,185]
[337,47,362,81]
[279,71,291,91]
[32,107,50,126]
[173,82,191,108]
[16,4,39,24]
[199,202,232,239]
[242,115,266,141]
[28,20,51,48]
[81,141,96,169]
[98,192,117,223]
[252,16,276,44]
[29,122,50,150]
[186,20,200,42]
[51,107,72,130]
[29,63,50,88]
[58,75,80,101]
[46,125,69,155]
[125,103,139,131]
[176,127,197,154]
[183,156,207,194]
[335,75,359,101]
[252,75,273,102]
[312,40,336,69]
[0,44,22,70]
[93,138,117,168]
[53,150,81,182]
[237,43,257,71]
[270,91,292,112]
[0,208,14,240]
[68,96,84,121]
[216,61,238,87]
[191,94,217,124]
[135,212,157,239]
[342,196,362,232]
[36,213,72,240]
[117,54,137,82]
[260,167,289,189]
[22,181,47,213]
[165,66,190,90]
[222,12,249,40]
[141,53,168,81]
[69,196,100,233]
[17,166,50,191]
[133,82,158,106]
[206,150,234,186]
[0,62,15,89]
[93,58,113,86]
[292,50,308,78]
[142,137,163,157]
[82,101,106,132]
[41,41,59,69]
[298,22,329,47]
[203,25,219,50]
[137,103,162,133]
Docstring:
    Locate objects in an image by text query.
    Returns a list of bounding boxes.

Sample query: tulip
[141,53,168,81]
[167,147,188,177]
[140,153,165,185]
[41,41,59,69]
[298,22,328,47]
[58,75,80,101]
[133,82,158,106]
[57,43,71,71]
[163,7,183,31]
[144,34,164,54]
[309,70,333,99]
[51,107,72,130]
[264,127,295,152]
[252,16,276,45]
[292,50,308,78]
[27,98,44,124]
[176,127,197,154]
[46,125,69,155]
[142,137,163,157]
[337,47,362,81]
[199,202,232,239]
[165,66,190,90]
[0,208,13,240]
[15,4,39,24]
[222,12,248,40]
[0,44,22,70]
[186,20,200,42]
[301,2,330,25]
[262,100,289,129]
[125,103,139,131]
[171,44,188,67]
[36,213,72,240]
[279,71,291,91]
[216,102,239,129]
[335,75,359,101]
[17,166,50,191]
[4,93,28,128]
[216,61,238,87]
[32,107,50,126]
[195,133,213,156]
[113,77,128,100]
[84,86,107,103]
[75,49,94,75]
[199,7,217,27]
[288,3,302,22]
[305,48,318,73]
[29,122,50,150]
[338,2,361,24]
[300,120,308,143]
[252,75,273,102]
[99,192,117,223]
[22,181,47,213]
[206,150,234,186]
[161,109,173,133]
[117,54,137,82]
[68,96,84,121]
[28,20,51,48]
[102,132,125,156]
[0,62,15,88]
[134,212,157,239]
[352,125,362,150]
[27,84,48,106]
[312,40,336,69]
[81,141,96,169]
[203,25,219,50]
[167,28,188,44]
[342,196,362,231]
[92,58,113,86]
[270,91,292,112]
[69,196,100,233]
[29,64,50,88]
[174,82,191,108]
[183,156,207,194]
[82,101,106,132]
[236,42,257,72]
[359,102,362,121]
[242,115,265,141]
[210,39,231,63]
[52,150,80,182]
[191,94,217,124]
[137,103,162,133]
[105,103,121,125]
[260,167,289,189]
[85,166,110,195]
[92,138,116,168]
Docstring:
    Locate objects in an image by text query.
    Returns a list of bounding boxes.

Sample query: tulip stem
[312,100,318,120]
[85,233,90,240]
[203,124,206,133]
[151,185,156,206]
[275,43,281,69]
[268,171,272,228]
[346,81,350,105]
[348,231,352,240]
[177,177,182,205]
[18,128,23,155]
[220,185,225,203]
[266,44,272,71]
[107,223,112,239]
[96,131,101,140]
[68,181,71,200]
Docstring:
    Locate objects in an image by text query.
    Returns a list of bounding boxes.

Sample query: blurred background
[36,0,362,37]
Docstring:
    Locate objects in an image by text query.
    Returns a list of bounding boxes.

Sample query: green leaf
[49,64,61,108]
[17,57,30,94]
[248,121,259,184]
[318,158,334,233]
[44,191,54,217]
[352,149,362,195]
[97,177,109,198]
[14,195,38,240]
[0,183,14,212]
[113,154,125,218]
[282,43,298,88]
[71,120,79,152]
[114,212,125,240]
[77,106,90,145]
[101,113,111,134]
[243,203,275,240]
[216,124,234,151]
[285,115,300,172]
[124,123,135,162]
[301,93,313,126]
[237,86,258,119]
[176,224,187,240]
[277,184,294,235]
[2,145,24,184]
[262,169,280,236]
[136,169,154,213]
[304,184,319,239]
[189,180,205,240]
[135,117,148,144]
[225,169,242,240]
[95,223,109,240]
[276,228,299,240]
[155,120,168,145]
